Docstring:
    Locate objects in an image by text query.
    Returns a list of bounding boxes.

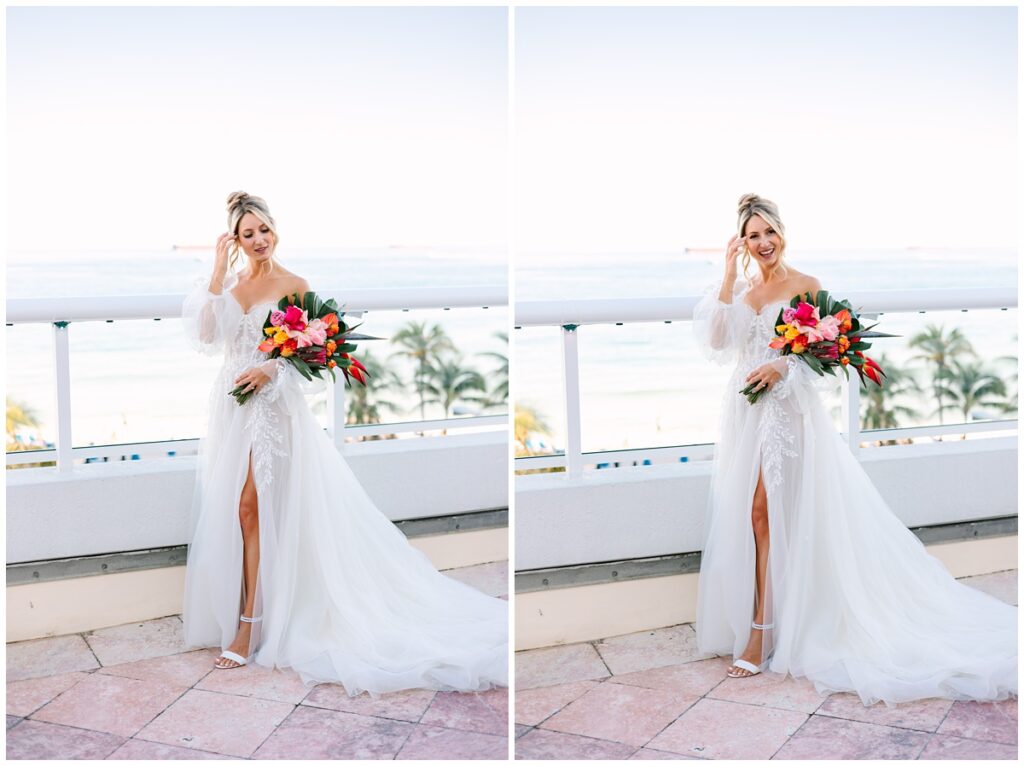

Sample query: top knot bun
[226,191,250,210]
[737,193,761,211]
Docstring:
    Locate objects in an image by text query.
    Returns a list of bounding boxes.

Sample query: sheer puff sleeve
[182,272,240,356]
[692,278,748,365]
[769,354,844,405]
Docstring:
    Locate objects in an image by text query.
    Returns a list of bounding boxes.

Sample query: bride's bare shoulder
[786,269,821,296]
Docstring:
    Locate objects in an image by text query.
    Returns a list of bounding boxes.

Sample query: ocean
[6,247,507,450]
[514,248,1017,453]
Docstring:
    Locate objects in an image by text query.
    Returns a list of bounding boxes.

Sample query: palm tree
[515,403,552,456]
[907,324,975,424]
[344,348,404,429]
[423,355,488,431]
[859,354,920,445]
[994,335,1017,416]
[6,396,40,450]
[934,360,1007,436]
[477,330,508,410]
[389,321,455,420]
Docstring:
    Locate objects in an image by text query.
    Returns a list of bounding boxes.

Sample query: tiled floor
[515,569,1018,760]
[6,561,510,761]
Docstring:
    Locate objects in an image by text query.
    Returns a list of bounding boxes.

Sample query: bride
[692,193,1016,705]
[180,191,507,697]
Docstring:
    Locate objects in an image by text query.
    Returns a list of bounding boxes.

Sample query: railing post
[561,324,584,477]
[327,378,347,453]
[53,321,74,472]
[841,373,862,454]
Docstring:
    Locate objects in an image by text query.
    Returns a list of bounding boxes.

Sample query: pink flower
[305,318,328,346]
[782,307,798,324]
[283,305,307,331]
[806,315,839,342]
[270,310,286,326]
[286,328,314,348]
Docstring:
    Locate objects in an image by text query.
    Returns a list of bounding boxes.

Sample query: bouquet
[230,291,369,405]
[741,290,886,404]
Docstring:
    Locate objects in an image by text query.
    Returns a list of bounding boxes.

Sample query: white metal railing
[515,287,1017,476]
[7,286,508,471]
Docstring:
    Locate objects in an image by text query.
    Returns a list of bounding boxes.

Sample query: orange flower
[328,359,337,369]
[838,335,850,353]
[281,346,294,357]
[835,309,853,333]
[768,336,788,349]
[257,339,275,353]
[840,356,849,366]
[326,340,337,353]
[322,312,338,326]
[791,334,809,354]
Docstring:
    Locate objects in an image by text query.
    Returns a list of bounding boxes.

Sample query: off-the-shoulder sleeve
[692,279,747,365]
[181,272,240,355]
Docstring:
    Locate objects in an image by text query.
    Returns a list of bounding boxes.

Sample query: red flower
[793,302,818,327]
[283,305,307,331]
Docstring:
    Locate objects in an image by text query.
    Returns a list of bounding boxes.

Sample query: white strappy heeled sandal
[726,620,774,678]
[214,614,262,669]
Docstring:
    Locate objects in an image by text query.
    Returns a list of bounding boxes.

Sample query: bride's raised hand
[215,232,235,273]
[724,234,745,278]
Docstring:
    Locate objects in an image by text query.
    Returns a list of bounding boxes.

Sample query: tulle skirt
[182,378,508,697]
[696,367,1017,706]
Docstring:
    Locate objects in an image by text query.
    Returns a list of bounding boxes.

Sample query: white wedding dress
[692,278,1017,706]
[179,274,508,697]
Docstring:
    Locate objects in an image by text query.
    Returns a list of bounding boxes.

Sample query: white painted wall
[516,437,1017,570]
[7,431,506,564]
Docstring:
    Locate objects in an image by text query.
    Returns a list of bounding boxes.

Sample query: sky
[6,6,507,252]
[516,6,1018,254]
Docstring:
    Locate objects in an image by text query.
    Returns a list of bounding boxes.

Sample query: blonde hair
[226,191,278,277]
[737,193,788,282]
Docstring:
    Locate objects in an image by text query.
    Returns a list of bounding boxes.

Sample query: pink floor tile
[6,633,100,682]
[7,715,22,730]
[85,616,189,667]
[252,704,412,759]
[514,728,636,760]
[108,738,240,759]
[774,714,930,759]
[515,680,600,726]
[29,671,186,738]
[959,570,1018,606]
[515,724,531,737]
[918,733,1019,760]
[595,624,713,676]
[937,698,1017,745]
[515,643,610,690]
[647,697,806,760]
[195,661,311,704]
[630,747,701,759]
[610,656,733,697]
[303,684,436,723]
[541,679,698,748]
[396,723,508,760]
[816,691,953,731]
[421,687,508,735]
[6,670,91,717]
[98,648,220,688]
[136,687,293,758]
[443,561,509,598]
[5,718,125,760]
[707,670,829,714]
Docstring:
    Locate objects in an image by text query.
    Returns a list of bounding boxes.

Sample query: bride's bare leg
[214,454,261,668]
[727,466,770,677]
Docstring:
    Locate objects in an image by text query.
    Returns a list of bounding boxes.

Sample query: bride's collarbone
[231,276,307,312]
